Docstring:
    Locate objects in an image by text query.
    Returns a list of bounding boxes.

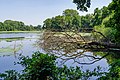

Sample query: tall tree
[43,9,81,31]
[107,0,120,43]
[63,9,81,30]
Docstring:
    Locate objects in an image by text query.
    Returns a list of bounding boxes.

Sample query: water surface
[0,32,109,74]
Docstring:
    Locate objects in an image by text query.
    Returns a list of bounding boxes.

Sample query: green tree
[92,8,102,26]
[51,15,64,31]
[63,9,80,30]
[43,9,81,31]
[0,52,119,80]
[81,14,93,28]
[0,20,40,31]
[35,25,42,30]
[101,6,110,19]
[73,0,91,11]
[0,22,4,31]
[107,0,120,43]
[43,18,52,30]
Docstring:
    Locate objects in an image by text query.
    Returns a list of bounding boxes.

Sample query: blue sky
[0,0,112,26]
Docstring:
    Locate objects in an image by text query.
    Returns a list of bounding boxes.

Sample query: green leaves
[98,59,120,80]
[17,51,57,80]
[0,20,41,31]
[0,52,120,80]
[0,70,20,80]
[43,9,81,31]
[73,0,91,12]
[56,66,82,80]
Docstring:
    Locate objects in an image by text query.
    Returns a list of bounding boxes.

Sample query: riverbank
[0,31,43,34]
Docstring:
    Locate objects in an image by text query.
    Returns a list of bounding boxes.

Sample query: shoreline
[0,31,43,33]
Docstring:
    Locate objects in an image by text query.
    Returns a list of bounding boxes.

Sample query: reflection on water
[0,32,42,73]
[0,41,23,56]
[38,32,110,71]
[0,32,118,75]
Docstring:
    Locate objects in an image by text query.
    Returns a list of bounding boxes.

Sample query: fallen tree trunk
[87,41,120,49]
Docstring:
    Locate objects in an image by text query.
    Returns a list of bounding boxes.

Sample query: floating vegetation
[0,37,25,42]
[0,44,23,56]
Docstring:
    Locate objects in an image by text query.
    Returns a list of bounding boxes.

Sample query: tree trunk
[87,42,120,49]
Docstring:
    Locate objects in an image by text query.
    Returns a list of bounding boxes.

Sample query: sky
[0,0,112,26]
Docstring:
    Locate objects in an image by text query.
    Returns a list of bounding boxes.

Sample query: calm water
[0,32,109,74]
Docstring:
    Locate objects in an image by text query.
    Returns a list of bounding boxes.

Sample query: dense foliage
[107,0,120,43]
[43,6,112,32]
[43,9,94,32]
[0,20,42,31]
[92,0,120,43]
[43,0,120,44]
[0,52,84,80]
[0,52,120,80]
[43,9,81,32]
[0,0,120,80]
[73,0,120,43]
[73,0,91,11]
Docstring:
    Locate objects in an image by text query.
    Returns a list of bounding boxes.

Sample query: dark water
[0,32,109,74]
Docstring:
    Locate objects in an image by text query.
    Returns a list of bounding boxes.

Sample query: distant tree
[0,20,40,31]
[35,25,42,30]
[43,18,52,30]
[0,22,4,31]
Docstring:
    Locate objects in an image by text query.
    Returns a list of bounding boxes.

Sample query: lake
[0,32,110,74]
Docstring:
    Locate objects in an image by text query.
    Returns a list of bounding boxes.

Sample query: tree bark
[87,41,120,49]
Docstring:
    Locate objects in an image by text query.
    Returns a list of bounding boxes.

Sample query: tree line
[43,0,120,43]
[0,20,42,31]
[43,6,110,31]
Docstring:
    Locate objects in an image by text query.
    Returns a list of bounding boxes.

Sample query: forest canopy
[43,0,120,43]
